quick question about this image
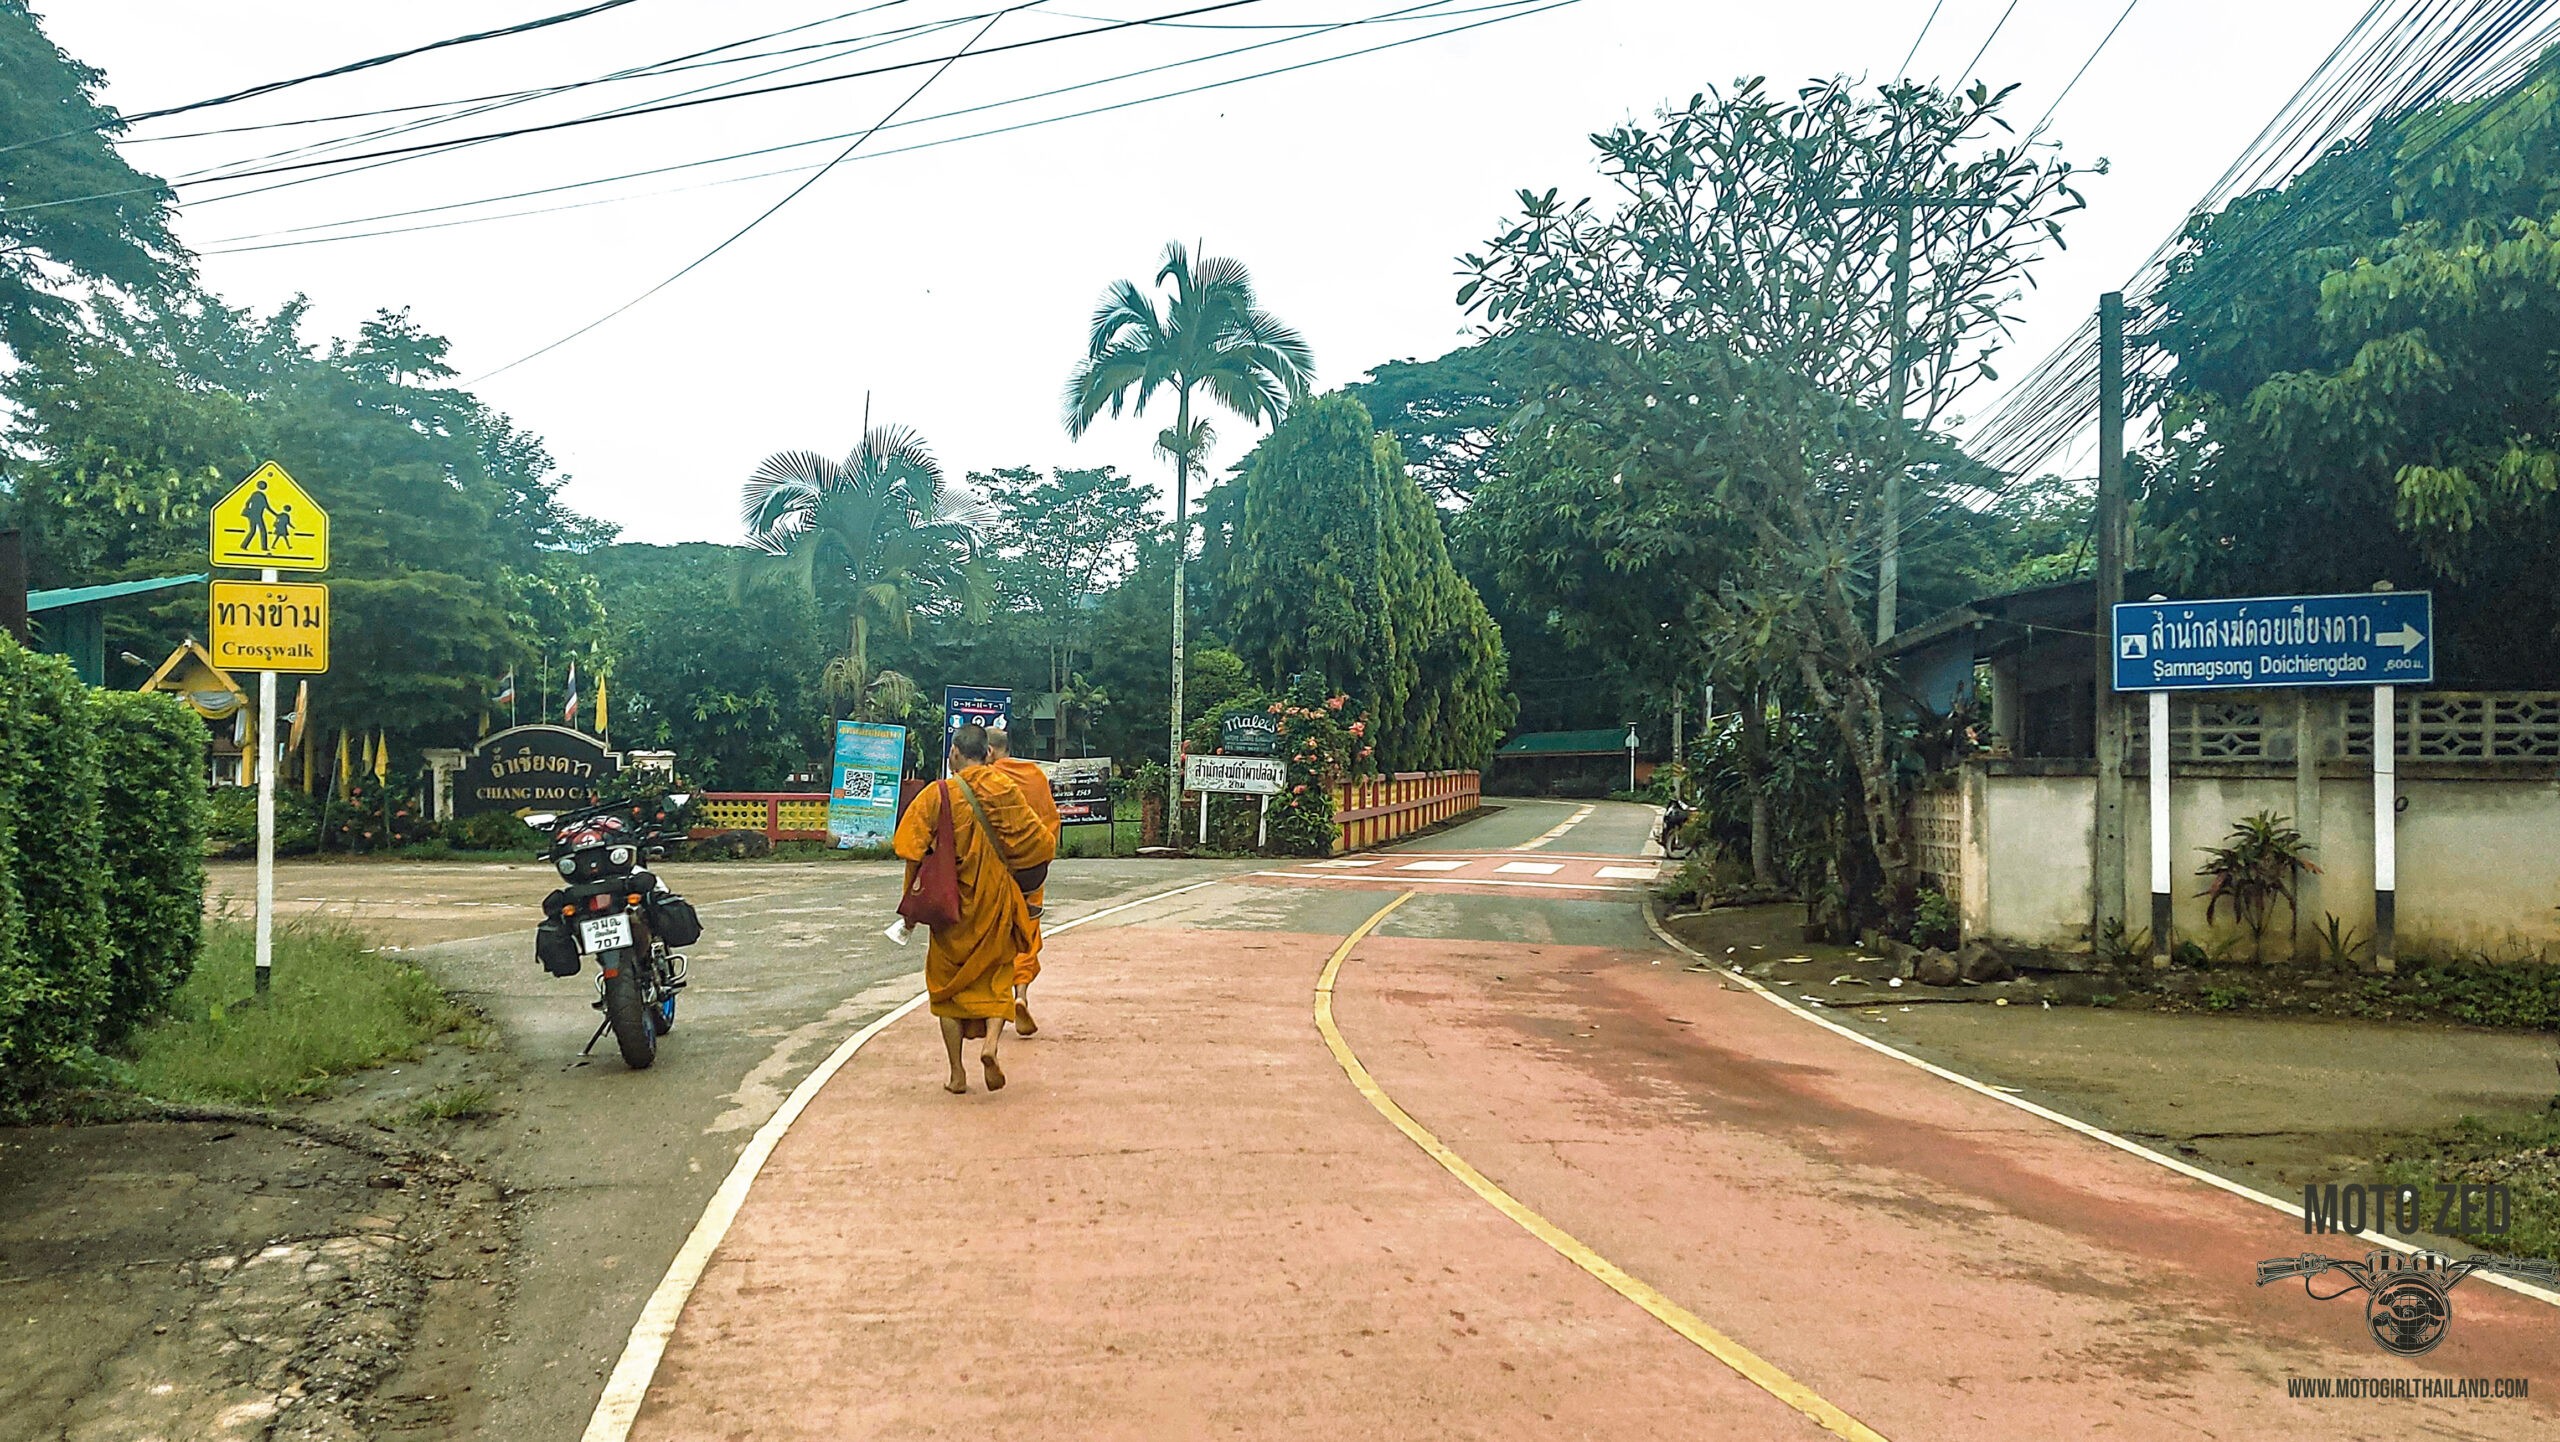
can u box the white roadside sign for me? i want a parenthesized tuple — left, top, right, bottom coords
(1184, 754, 1286, 795)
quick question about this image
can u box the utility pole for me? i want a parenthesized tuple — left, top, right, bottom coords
(2092, 292, 2130, 943)
(1826, 193, 2001, 643)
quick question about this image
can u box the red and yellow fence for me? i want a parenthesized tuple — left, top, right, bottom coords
(690, 771, 1482, 852)
(1329, 770, 1481, 853)
(690, 792, 830, 842)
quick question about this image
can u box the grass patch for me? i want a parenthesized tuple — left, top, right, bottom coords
(403, 1084, 498, 1125)
(123, 920, 471, 1105)
(2378, 1111, 2560, 1263)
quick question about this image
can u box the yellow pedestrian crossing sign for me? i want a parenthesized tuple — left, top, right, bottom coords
(211, 461, 328, 571)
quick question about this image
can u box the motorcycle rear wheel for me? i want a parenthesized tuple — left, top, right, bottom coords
(601, 967, 658, 1070)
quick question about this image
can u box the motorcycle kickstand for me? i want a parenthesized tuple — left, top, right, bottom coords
(580, 1016, 613, 1057)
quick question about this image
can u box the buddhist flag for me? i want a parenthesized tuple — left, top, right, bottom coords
(594, 673, 609, 736)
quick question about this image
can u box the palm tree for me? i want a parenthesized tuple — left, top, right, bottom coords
(741, 423, 993, 725)
(1065, 241, 1312, 829)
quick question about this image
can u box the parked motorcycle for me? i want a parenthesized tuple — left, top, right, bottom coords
(526, 794, 701, 1070)
(1655, 795, 1695, 859)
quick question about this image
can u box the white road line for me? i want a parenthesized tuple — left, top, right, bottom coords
(1258, 870, 1643, 895)
(580, 875, 1229, 1442)
(1496, 861, 1562, 875)
(1396, 860, 1469, 872)
(1512, 803, 1596, 851)
(1637, 905, 2560, 1311)
(1595, 865, 1660, 881)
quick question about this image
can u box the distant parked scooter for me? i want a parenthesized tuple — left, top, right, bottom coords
(1654, 796, 1695, 859)
(526, 794, 700, 1070)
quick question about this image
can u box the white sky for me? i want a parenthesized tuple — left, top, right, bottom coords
(36, 0, 2350, 543)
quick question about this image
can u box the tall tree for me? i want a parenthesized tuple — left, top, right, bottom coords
(0, 0, 184, 355)
(1466, 77, 2086, 919)
(2146, 52, 2560, 684)
(973, 463, 1157, 708)
(740, 424, 993, 721)
(1065, 241, 1313, 813)
(1226, 393, 1512, 770)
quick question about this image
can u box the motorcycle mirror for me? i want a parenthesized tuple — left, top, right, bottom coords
(523, 812, 558, 830)
(666, 793, 692, 808)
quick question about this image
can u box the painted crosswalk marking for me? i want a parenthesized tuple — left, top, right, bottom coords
(1496, 861, 1562, 875)
(1595, 865, 1659, 881)
(1312, 858, 1385, 869)
(1397, 860, 1468, 872)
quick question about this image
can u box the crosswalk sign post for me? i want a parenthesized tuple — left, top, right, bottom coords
(212, 462, 330, 994)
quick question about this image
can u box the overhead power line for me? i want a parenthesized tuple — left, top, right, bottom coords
(158, 0, 1282, 192)
(472, 2, 1033, 382)
(1962, 0, 2560, 482)
(199, 0, 1538, 253)
(0, 0, 648, 156)
(1896, 0, 1946, 78)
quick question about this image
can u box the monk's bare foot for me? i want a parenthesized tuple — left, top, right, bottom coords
(1015, 1000, 1037, 1036)
(981, 1055, 1007, 1091)
(944, 1073, 968, 1094)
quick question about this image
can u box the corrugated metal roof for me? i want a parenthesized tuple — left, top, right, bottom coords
(26, 574, 206, 611)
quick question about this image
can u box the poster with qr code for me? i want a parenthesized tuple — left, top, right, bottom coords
(827, 721, 906, 850)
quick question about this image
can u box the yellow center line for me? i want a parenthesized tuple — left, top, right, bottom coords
(1313, 891, 1890, 1442)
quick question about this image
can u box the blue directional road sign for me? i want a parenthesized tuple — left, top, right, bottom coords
(2112, 592, 2434, 692)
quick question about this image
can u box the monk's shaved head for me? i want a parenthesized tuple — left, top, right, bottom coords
(951, 724, 991, 765)
(986, 727, 1013, 759)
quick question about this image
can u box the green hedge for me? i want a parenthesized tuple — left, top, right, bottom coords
(94, 692, 210, 1039)
(0, 637, 110, 1101)
(208, 784, 320, 856)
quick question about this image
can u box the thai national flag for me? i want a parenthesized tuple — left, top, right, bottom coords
(562, 661, 579, 727)
(493, 669, 515, 706)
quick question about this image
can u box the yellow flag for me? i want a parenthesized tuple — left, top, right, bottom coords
(595, 673, 610, 735)
(374, 729, 389, 782)
(286, 679, 309, 755)
(335, 731, 351, 795)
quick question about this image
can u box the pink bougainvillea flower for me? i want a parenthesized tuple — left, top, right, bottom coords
(1327, 695, 1345, 711)
(1347, 720, 1365, 736)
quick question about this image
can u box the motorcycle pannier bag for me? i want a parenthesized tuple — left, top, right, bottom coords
(646, 892, 704, 948)
(535, 917, 581, 977)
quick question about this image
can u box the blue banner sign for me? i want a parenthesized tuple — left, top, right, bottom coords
(942, 685, 1011, 774)
(827, 721, 906, 850)
(2112, 592, 2433, 692)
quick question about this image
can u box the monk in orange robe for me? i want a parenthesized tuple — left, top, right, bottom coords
(983, 726, 1059, 1035)
(893, 724, 1056, 1094)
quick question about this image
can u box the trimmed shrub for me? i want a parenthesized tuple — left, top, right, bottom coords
(93, 691, 210, 1039)
(0, 637, 110, 1101)
(208, 784, 320, 857)
(444, 808, 539, 852)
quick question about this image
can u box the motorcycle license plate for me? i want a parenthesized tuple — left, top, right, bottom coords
(579, 912, 634, 952)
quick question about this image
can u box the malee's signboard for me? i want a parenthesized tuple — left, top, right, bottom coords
(1044, 756, 1114, 824)
(1220, 712, 1279, 756)
(453, 725, 621, 817)
(827, 721, 907, 849)
(2111, 592, 2434, 692)
(1184, 754, 1286, 795)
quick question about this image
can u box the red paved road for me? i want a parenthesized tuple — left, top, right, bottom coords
(626, 806, 2560, 1440)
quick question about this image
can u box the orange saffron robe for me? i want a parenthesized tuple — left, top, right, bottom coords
(988, 755, 1060, 987)
(893, 765, 1057, 1021)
